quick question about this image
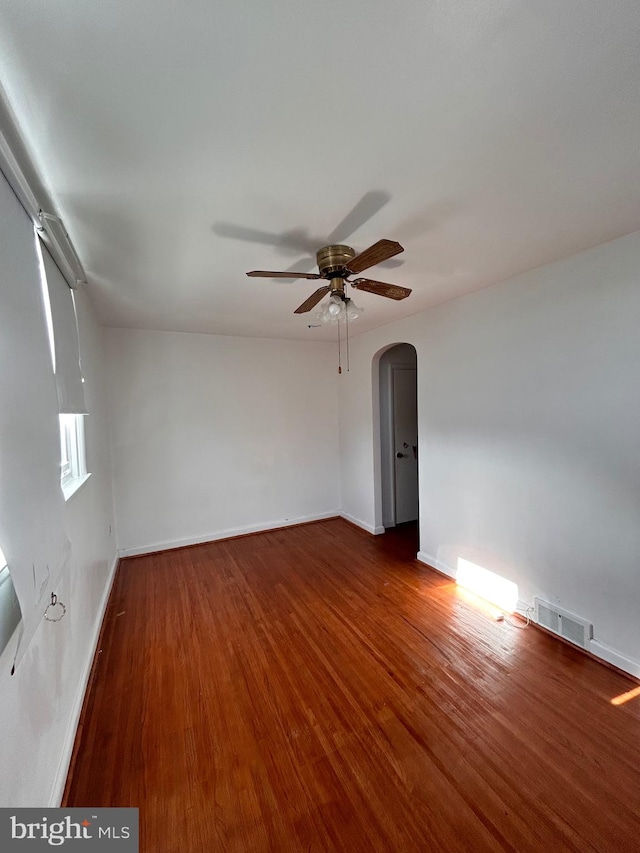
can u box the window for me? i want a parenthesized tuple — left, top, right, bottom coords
(59, 414, 89, 499)
(34, 234, 90, 500)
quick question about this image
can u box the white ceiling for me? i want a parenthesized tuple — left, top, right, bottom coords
(1, 1, 640, 341)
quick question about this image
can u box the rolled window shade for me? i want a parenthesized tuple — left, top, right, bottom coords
(41, 244, 87, 414)
(0, 169, 71, 667)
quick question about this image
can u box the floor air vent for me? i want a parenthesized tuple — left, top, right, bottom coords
(534, 598, 593, 650)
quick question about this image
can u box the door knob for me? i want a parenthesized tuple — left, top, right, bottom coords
(396, 451, 408, 458)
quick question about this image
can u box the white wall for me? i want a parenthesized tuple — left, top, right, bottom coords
(107, 329, 340, 554)
(339, 231, 640, 673)
(0, 287, 117, 806)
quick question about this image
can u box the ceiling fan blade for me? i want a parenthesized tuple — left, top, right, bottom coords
(351, 278, 412, 300)
(246, 270, 322, 279)
(294, 286, 330, 314)
(347, 239, 404, 275)
(327, 190, 391, 243)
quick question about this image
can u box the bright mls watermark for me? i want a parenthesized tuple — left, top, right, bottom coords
(0, 808, 138, 850)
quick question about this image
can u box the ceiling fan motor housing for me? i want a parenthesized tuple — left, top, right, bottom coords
(316, 245, 356, 296)
(316, 244, 355, 277)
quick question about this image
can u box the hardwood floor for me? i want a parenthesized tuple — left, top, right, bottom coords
(65, 519, 640, 852)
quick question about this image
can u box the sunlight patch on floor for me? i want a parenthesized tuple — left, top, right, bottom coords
(610, 685, 640, 706)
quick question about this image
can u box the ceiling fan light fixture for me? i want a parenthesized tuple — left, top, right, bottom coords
(315, 294, 366, 325)
(346, 298, 363, 321)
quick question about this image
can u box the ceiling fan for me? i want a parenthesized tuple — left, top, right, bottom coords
(246, 239, 411, 314)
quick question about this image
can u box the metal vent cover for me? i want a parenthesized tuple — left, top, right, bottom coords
(536, 602, 560, 633)
(534, 598, 593, 650)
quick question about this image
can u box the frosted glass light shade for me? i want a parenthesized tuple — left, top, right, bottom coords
(346, 299, 363, 321)
(327, 296, 342, 316)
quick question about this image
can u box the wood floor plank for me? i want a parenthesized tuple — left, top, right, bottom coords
(65, 519, 640, 851)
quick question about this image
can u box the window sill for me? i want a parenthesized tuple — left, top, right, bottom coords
(62, 473, 91, 502)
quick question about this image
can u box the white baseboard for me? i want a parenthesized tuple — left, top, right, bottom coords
(417, 551, 456, 579)
(340, 512, 385, 535)
(589, 639, 640, 680)
(50, 550, 119, 807)
(118, 511, 341, 558)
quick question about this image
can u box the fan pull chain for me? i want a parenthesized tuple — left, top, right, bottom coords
(345, 300, 350, 373)
(337, 307, 342, 374)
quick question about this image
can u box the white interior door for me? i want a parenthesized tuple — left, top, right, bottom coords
(393, 367, 418, 524)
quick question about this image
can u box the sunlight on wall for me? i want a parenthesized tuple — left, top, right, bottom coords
(34, 230, 56, 373)
(610, 686, 640, 706)
(456, 558, 518, 613)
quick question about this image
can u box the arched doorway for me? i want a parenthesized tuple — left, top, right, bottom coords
(375, 343, 419, 530)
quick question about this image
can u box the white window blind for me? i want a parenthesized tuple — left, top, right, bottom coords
(40, 244, 87, 415)
(0, 169, 70, 668)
